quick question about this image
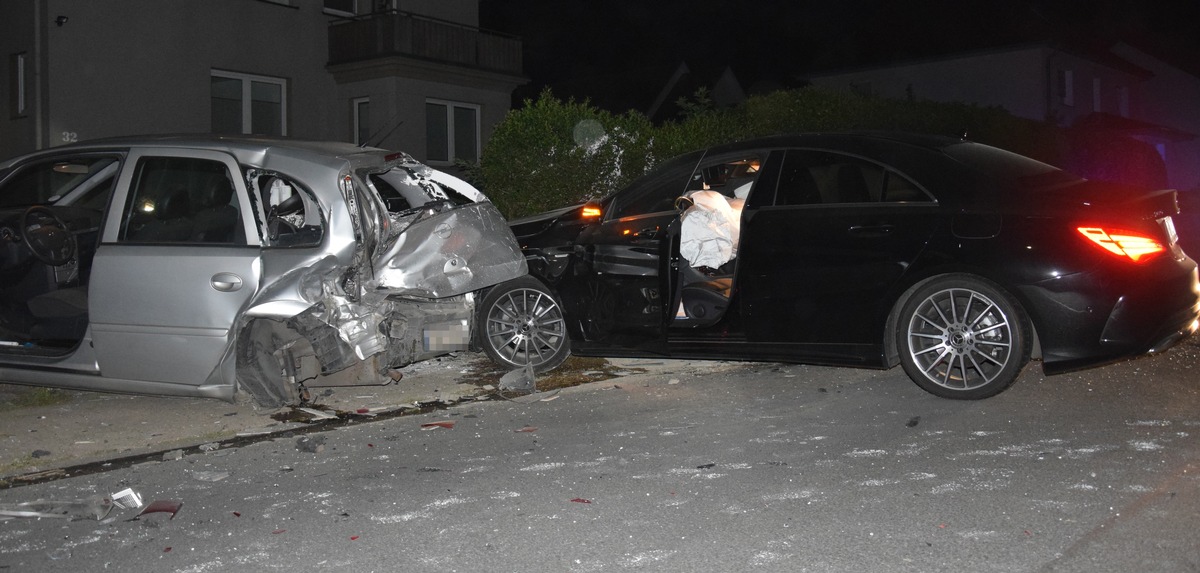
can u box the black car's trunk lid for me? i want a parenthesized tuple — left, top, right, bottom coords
(1026, 180, 1179, 222)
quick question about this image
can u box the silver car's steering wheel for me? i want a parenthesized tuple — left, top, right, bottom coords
(21, 206, 78, 266)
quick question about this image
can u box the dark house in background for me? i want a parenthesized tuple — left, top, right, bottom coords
(806, 41, 1200, 193)
(1, 0, 526, 167)
(645, 63, 746, 123)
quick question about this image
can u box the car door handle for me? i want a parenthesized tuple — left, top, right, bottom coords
(636, 227, 659, 239)
(848, 224, 894, 237)
(211, 272, 244, 292)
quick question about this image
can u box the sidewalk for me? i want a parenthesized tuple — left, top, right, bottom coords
(0, 353, 727, 483)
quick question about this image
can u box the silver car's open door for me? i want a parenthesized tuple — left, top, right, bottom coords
(88, 148, 261, 389)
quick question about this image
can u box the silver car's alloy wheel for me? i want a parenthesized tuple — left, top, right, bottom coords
(481, 278, 569, 372)
(898, 276, 1030, 399)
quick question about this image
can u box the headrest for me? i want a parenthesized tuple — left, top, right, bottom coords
(156, 186, 191, 220)
(198, 176, 235, 209)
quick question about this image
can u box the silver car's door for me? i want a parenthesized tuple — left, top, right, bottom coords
(89, 148, 261, 387)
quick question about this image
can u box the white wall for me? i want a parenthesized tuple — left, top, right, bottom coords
(40, 0, 340, 147)
(0, 0, 518, 162)
(1111, 43, 1200, 191)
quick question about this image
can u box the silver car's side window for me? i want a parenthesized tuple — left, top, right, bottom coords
(252, 173, 323, 248)
(118, 157, 245, 244)
(0, 155, 120, 210)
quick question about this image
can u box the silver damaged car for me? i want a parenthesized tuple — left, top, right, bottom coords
(0, 136, 541, 407)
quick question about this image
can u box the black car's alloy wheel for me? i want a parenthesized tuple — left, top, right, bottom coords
(898, 275, 1031, 399)
(479, 277, 570, 372)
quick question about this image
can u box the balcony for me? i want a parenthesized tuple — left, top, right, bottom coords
(328, 11, 522, 75)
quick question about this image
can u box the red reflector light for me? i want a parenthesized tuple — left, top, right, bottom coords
(1077, 227, 1165, 263)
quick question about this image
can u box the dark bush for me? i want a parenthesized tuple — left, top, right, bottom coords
(479, 87, 1094, 218)
(477, 89, 654, 219)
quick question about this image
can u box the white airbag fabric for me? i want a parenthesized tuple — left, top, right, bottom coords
(679, 190, 743, 269)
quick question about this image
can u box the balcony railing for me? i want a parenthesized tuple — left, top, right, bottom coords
(328, 11, 522, 75)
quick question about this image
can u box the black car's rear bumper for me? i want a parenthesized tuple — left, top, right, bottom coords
(1028, 259, 1200, 374)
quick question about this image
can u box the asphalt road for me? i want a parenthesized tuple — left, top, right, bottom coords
(0, 337, 1197, 572)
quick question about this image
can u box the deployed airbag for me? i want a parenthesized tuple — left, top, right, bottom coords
(679, 191, 743, 269)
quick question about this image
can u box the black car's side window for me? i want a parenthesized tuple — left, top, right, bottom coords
(687, 156, 761, 197)
(119, 157, 245, 244)
(774, 150, 930, 206)
(611, 165, 696, 219)
(881, 171, 929, 202)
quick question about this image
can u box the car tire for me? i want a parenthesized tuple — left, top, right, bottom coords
(236, 319, 303, 408)
(897, 275, 1031, 400)
(478, 276, 570, 373)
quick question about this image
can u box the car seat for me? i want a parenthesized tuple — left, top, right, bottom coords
(130, 186, 193, 242)
(190, 176, 241, 243)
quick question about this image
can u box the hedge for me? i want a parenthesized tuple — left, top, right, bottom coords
(478, 87, 1156, 219)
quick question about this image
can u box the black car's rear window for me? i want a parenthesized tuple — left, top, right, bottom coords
(942, 142, 1083, 189)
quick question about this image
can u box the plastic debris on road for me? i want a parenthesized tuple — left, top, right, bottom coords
(190, 470, 231, 482)
(0, 497, 113, 521)
(110, 488, 144, 510)
(296, 435, 326, 453)
(136, 500, 182, 520)
(297, 407, 337, 420)
(499, 363, 535, 392)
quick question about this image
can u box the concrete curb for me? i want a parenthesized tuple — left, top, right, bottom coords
(0, 353, 743, 482)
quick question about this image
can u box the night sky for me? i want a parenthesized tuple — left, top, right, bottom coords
(481, 0, 1200, 114)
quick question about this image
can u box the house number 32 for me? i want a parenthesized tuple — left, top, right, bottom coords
(62, 131, 78, 143)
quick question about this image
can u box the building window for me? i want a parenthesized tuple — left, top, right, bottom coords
(323, 0, 355, 16)
(9, 53, 27, 118)
(211, 71, 286, 136)
(425, 100, 479, 165)
(353, 97, 370, 146)
(1057, 69, 1074, 107)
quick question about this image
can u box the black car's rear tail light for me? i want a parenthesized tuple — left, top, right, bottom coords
(1077, 226, 1165, 263)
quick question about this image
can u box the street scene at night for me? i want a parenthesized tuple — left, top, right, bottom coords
(1, 342, 1198, 571)
(2, 1, 1199, 571)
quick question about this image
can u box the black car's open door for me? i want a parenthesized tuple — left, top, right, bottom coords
(566, 210, 678, 356)
(663, 152, 765, 329)
(559, 152, 710, 356)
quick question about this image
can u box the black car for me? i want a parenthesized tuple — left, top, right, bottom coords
(475, 133, 1200, 399)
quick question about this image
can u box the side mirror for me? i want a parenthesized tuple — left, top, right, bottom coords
(580, 201, 602, 221)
